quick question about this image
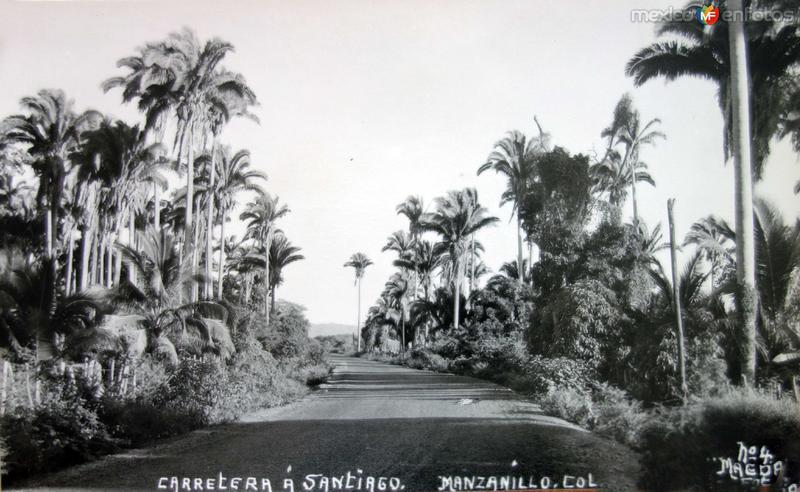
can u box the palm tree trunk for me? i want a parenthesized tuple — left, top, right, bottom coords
(183, 121, 195, 263)
(631, 165, 639, 230)
(357, 277, 362, 352)
(128, 211, 136, 284)
(205, 140, 216, 300)
(271, 286, 277, 312)
(65, 231, 74, 296)
(153, 182, 161, 231)
(470, 234, 476, 294)
(79, 225, 92, 291)
(113, 226, 122, 286)
(264, 230, 272, 322)
(453, 257, 461, 331)
(44, 204, 53, 259)
(516, 214, 524, 283)
(667, 199, 688, 402)
(217, 209, 226, 298)
(192, 195, 202, 302)
(729, 0, 758, 385)
(94, 229, 102, 286)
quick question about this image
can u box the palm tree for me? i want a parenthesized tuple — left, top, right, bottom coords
(626, 2, 771, 382)
(419, 188, 498, 330)
(625, 2, 800, 180)
(72, 120, 169, 289)
(344, 252, 373, 352)
(0, 258, 107, 362)
(268, 234, 304, 312)
(599, 94, 664, 227)
(0, 89, 102, 308)
(396, 195, 425, 238)
(683, 216, 735, 289)
(113, 228, 229, 363)
(500, 258, 531, 285)
(382, 230, 416, 265)
(210, 147, 266, 298)
(478, 128, 544, 282)
(590, 149, 655, 212)
(385, 273, 411, 352)
(240, 192, 289, 322)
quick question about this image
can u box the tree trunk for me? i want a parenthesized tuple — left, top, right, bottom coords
(357, 277, 362, 352)
(154, 181, 161, 231)
(79, 225, 92, 292)
(184, 121, 195, 263)
(453, 257, 461, 331)
(192, 195, 202, 302)
(729, 0, 758, 385)
(668, 199, 688, 403)
(271, 286, 277, 312)
(264, 230, 272, 322)
(114, 226, 122, 286)
(128, 211, 136, 284)
(631, 163, 639, 230)
(205, 139, 216, 300)
(516, 214, 524, 283)
(217, 210, 226, 298)
(64, 230, 74, 297)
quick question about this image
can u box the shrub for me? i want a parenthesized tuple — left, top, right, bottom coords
(539, 387, 595, 428)
(99, 397, 199, 446)
(299, 363, 332, 386)
(639, 390, 800, 490)
(513, 355, 597, 395)
(1, 389, 115, 480)
(591, 383, 647, 448)
(406, 349, 449, 372)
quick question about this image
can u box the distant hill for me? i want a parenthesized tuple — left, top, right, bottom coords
(309, 323, 356, 338)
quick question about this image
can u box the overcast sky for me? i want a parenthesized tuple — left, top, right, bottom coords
(1, 0, 798, 326)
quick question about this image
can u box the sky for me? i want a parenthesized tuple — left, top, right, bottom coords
(1, 0, 798, 326)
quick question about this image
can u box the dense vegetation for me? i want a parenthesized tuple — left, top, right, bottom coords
(352, 4, 800, 488)
(0, 29, 327, 483)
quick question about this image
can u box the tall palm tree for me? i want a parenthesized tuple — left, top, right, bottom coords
(625, 1, 800, 180)
(240, 192, 289, 322)
(0, 89, 102, 308)
(210, 147, 266, 298)
(268, 234, 304, 312)
(599, 94, 664, 227)
(419, 188, 498, 330)
(478, 128, 543, 282)
(396, 195, 425, 238)
(344, 252, 373, 352)
(626, 2, 777, 382)
(72, 120, 168, 288)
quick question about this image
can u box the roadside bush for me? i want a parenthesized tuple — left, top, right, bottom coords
(513, 355, 596, 395)
(591, 383, 647, 448)
(639, 389, 800, 490)
(539, 387, 596, 428)
(406, 348, 449, 372)
(99, 397, 199, 446)
(1, 389, 115, 480)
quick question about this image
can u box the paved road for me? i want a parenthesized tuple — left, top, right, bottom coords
(15, 355, 640, 491)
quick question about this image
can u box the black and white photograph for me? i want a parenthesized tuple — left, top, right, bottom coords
(1, 1, 800, 490)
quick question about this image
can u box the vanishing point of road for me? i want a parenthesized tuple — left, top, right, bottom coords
(14, 355, 640, 492)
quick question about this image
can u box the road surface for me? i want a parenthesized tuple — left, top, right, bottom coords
(14, 355, 640, 491)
